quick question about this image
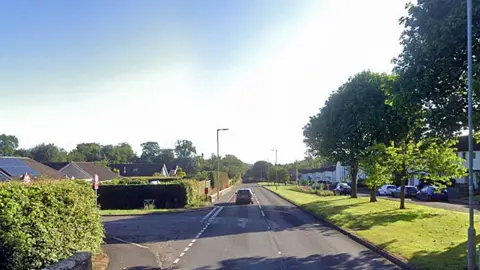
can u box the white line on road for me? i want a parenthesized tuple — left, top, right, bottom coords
(112, 237, 148, 249)
(172, 205, 224, 266)
(227, 192, 236, 203)
(261, 210, 265, 217)
(201, 206, 219, 222)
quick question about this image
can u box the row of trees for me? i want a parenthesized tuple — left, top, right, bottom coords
(303, 0, 472, 209)
(0, 134, 248, 178)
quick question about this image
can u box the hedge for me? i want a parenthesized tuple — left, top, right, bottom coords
(0, 180, 104, 270)
(101, 177, 180, 185)
(97, 180, 201, 209)
(208, 171, 229, 190)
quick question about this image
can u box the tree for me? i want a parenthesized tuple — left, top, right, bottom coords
(250, 161, 272, 181)
(0, 134, 19, 156)
(113, 143, 136, 163)
(14, 148, 31, 158)
(29, 143, 68, 163)
(174, 140, 197, 159)
(304, 71, 404, 198)
(76, 143, 102, 162)
(67, 149, 86, 162)
(139, 142, 161, 163)
(156, 149, 175, 165)
(360, 144, 393, 202)
(419, 138, 467, 189)
(268, 166, 290, 184)
(221, 154, 248, 179)
(392, 0, 480, 138)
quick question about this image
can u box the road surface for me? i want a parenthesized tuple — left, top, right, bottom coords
(172, 184, 398, 269)
(103, 184, 399, 269)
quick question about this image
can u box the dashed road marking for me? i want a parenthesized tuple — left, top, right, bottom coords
(172, 206, 224, 266)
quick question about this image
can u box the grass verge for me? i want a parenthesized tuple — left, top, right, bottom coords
(262, 184, 480, 270)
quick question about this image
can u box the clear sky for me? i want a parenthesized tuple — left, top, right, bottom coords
(0, 0, 410, 164)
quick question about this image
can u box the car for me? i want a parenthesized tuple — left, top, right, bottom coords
(377, 184, 397, 196)
(334, 183, 352, 196)
(390, 185, 418, 198)
(416, 186, 448, 202)
(235, 188, 254, 204)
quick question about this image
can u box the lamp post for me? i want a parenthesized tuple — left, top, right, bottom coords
(271, 149, 278, 190)
(217, 128, 229, 200)
(466, 0, 476, 268)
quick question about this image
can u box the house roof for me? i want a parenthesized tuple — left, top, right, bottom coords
(456, 135, 480, 151)
(63, 162, 119, 181)
(298, 165, 337, 174)
(43, 162, 70, 171)
(0, 169, 11, 181)
(109, 163, 177, 177)
(0, 157, 66, 179)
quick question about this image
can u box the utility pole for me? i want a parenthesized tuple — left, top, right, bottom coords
(267, 159, 270, 185)
(466, 0, 476, 268)
(217, 128, 229, 200)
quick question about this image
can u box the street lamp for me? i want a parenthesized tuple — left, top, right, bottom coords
(217, 128, 229, 200)
(466, 0, 476, 268)
(271, 149, 278, 190)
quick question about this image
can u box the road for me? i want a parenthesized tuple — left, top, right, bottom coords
(103, 184, 399, 270)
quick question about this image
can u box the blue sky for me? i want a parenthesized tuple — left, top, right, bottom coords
(0, 0, 410, 164)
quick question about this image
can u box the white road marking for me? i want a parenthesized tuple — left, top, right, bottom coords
(201, 206, 219, 222)
(227, 192, 236, 203)
(261, 210, 265, 217)
(112, 237, 148, 249)
(172, 206, 224, 266)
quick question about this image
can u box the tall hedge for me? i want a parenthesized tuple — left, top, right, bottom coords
(208, 171, 229, 190)
(97, 180, 201, 209)
(0, 180, 104, 270)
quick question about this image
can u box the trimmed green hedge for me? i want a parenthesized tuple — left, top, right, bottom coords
(101, 177, 180, 185)
(0, 180, 104, 270)
(97, 180, 201, 209)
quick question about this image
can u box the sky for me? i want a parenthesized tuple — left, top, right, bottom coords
(0, 0, 410, 164)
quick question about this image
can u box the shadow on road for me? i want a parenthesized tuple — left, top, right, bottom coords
(166, 250, 397, 270)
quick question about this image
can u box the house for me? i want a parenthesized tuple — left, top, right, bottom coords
(44, 162, 119, 181)
(0, 157, 66, 181)
(454, 135, 480, 188)
(297, 162, 360, 184)
(108, 163, 178, 177)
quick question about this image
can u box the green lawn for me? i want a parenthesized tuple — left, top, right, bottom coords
(262, 184, 480, 270)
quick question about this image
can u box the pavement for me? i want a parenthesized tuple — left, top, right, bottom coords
(103, 184, 399, 270)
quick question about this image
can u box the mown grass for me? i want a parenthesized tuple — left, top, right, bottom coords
(262, 184, 480, 270)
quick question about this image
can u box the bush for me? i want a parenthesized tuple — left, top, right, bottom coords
(97, 180, 202, 209)
(208, 171, 229, 189)
(0, 180, 104, 270)
(101, 177, 180, 185)
(289, 185, 334, 196)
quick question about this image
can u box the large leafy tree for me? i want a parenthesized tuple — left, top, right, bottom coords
(0, 134, 19, 156)
(101, 143, 136, 163)
(139, 141, 161, 163)
(393, 0, 480, 137)
(221, 154, 248, 179)
(29, 143, 68, 163)
(249, 160, 273, 181)
(174, 140, 197, 159)
(156, 149, 175, 165)
(75, 143, 102, 162)
(268, 166, 290, 184)
(304, 71, 405, 198)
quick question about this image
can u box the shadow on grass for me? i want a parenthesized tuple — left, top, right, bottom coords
(177, 250, 398, 270)
(301, 198, 439, 231)
(408, 238, 478, 270)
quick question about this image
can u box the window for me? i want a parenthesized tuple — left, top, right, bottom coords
(474, 152, 477, 159)
(463, 152, 467, 159)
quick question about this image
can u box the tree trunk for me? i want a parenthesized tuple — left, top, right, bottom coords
(370, 186, 377, 202)
(399, 169, 407, 209)
(350, 160, 358, 198)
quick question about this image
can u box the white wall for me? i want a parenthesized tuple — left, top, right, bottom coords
(456, 151, 480, 184)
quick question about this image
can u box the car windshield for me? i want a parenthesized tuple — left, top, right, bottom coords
(387, 186, 396, 189)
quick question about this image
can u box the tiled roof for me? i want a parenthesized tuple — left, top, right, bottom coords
(68, 162, 119, 181)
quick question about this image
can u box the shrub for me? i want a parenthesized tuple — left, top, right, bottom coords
(289, 185, 334, 196)
(97, 180, 202, 209)
(208, 171, 229, 189)
(0, 180, 104, 270)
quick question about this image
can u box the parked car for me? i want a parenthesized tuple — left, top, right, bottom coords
(416, 186, 448, 202)
(235, 188, 254, 205)
(391, 186, 418, 198)
(334, 183, 352, 196)
(377, 184, 397, 196)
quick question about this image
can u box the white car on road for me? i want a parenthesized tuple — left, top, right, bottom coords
(377, 185, 397, 196)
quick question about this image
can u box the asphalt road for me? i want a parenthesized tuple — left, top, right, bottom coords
(172, 184, 398, 270)
(103, 184, 399, 270)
